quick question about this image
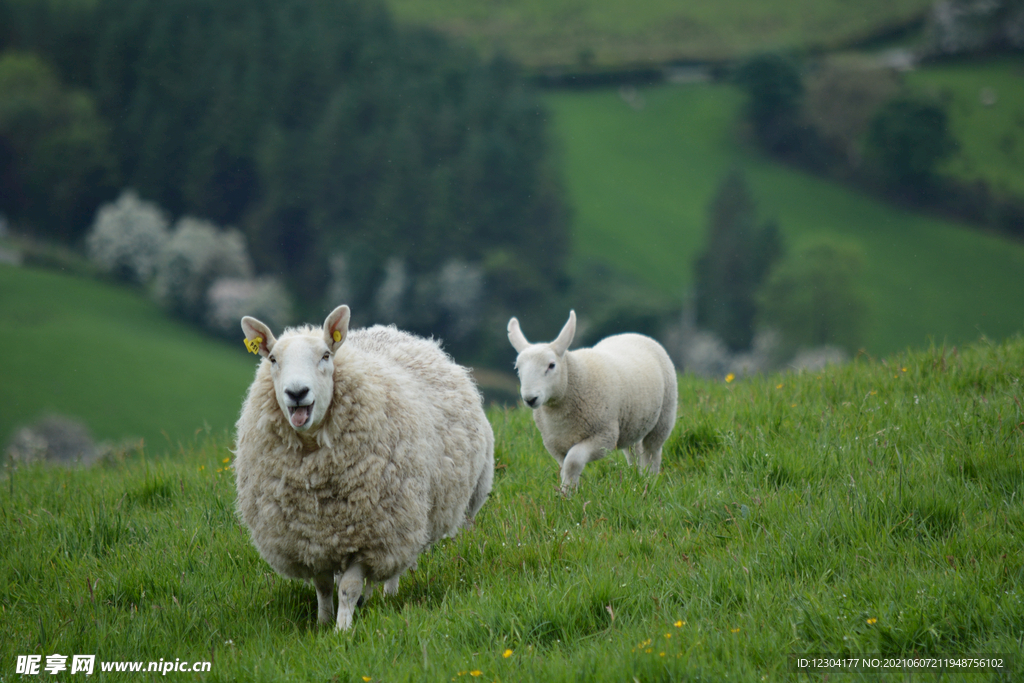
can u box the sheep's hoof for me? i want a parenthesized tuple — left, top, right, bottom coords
(335, 609, 354, 631)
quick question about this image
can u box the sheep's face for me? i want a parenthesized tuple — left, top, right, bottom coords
(267, 335, 335, 432)
(242, 305, 351, 434)
(508, 310, 576, 410)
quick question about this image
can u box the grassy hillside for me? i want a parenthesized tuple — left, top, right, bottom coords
(906, 57, 1024, 199)
(0, 264, 256, 449)
(544, 84, 1024, 356)
(3, 337, 1022, 681)
(385, 0, 931, 69)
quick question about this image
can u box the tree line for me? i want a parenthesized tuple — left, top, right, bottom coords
(0, 0, 570, 362)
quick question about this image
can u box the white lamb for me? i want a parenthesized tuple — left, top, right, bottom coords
(508, 310, 677, 492)
(234, 305, 494, 631)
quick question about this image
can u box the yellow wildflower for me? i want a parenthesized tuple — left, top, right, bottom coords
(502, 649, 512, 658)
(725, 373, 735, 383)
(469, 671, 482, 677)
(867, 617, 877, 625)
(674, 620, 685, 627)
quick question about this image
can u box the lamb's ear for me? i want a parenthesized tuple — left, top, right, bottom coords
(241, 316, 276, 358)
(551, 310, 576, 356)
(508, 317, 530, 353)
(323, 305, 351, 352)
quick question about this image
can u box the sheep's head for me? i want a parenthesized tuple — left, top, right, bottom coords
(507, 310, 575, 409)
(241, 305, 350, 433)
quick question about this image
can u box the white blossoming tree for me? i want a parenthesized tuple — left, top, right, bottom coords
(154, 217, 253, 323)
(85, 190, 169, 284)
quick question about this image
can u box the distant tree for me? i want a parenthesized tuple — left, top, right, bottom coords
(694, 169, 784, 352)
(0, 52, 116, 241)
(759, 238, 869, 355)
(86, 190, 169, 284)
(733, 53, 804, 154)
(866, 96, 956, 188)
(804, 63, 901, 166)
(155, 218, 253, 324)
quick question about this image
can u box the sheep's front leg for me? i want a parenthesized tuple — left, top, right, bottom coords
(561, 435, 613, 493)
(335, 561, 366, 631)
(313, 572, 335, 626)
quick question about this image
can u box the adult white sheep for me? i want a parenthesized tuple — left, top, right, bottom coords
(508, 310, 677, 492)
(234, 305, 494, 631)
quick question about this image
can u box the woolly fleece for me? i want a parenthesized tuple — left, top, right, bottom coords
(234, 324, 494, 588)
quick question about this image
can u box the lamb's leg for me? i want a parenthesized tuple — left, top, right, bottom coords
(560, 434, 614, 493)
(639, 395, 677, 476)
(637, 443, 662, 475)
(383, 575, 400, 595)
(313, 572, 335, 626)
(335, 561, 366, 631)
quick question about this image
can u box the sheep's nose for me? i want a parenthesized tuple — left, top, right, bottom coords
(525, 396, 538, 408)
(285, 387, 309, 403)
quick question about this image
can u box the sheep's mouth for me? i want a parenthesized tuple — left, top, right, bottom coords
(288, 403, 314, 429)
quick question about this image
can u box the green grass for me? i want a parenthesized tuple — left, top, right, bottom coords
(0, 264, 256, 449)
(544, 83, 1024, 356)
(3, 337, 1022, 681)
(385, 0, 931, 68)
(906, 57, 1024, 199)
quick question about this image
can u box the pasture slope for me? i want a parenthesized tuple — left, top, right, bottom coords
(0, 264, 255, 449)
(384, 0, 931, 68)
(544, 83, 1024, 357)
(906, 57, 1024, 200)
(2, 336, 1022, 681)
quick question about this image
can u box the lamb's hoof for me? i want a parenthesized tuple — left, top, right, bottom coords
(383, 576, 400, 596)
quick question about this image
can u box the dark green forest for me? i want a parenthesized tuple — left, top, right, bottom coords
(0, 0, 570, 360)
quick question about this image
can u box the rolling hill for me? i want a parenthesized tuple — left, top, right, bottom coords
(0, 264, 256, 449)
(544, 83, 1024, 356)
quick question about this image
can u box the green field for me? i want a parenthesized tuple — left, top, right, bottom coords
(544, 83, 1024, 356)
(0, 265, 256, 449)
(386, 0, 931, 68)
(907, 57, 1024, 199)
(3, 337, 1022, 681)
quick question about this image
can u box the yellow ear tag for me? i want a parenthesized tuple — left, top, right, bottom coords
(333, 330, 341, 342)
(244, 336, 263, 354)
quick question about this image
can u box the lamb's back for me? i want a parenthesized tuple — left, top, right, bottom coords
(584, 333, 674, 445)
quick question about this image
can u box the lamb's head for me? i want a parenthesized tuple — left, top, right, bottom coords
(507, 310, 576, 409)
(241, 305, 350, 433)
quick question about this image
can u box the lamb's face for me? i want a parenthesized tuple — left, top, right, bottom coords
(514, 346, 567, 409)
(268, 335, 335, 432)
(508, 310, 576, 410)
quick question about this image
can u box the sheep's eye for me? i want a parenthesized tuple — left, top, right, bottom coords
(547, 362, 556, 371)
(269, 356, 276, 364)
(322, 353, 330, 362)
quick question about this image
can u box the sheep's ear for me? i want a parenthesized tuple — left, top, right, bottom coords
(551, 310, 576, 356)
(508, 317, 531, 353)
(241, 316, 276, 358)
(323, 305, 351, 352)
